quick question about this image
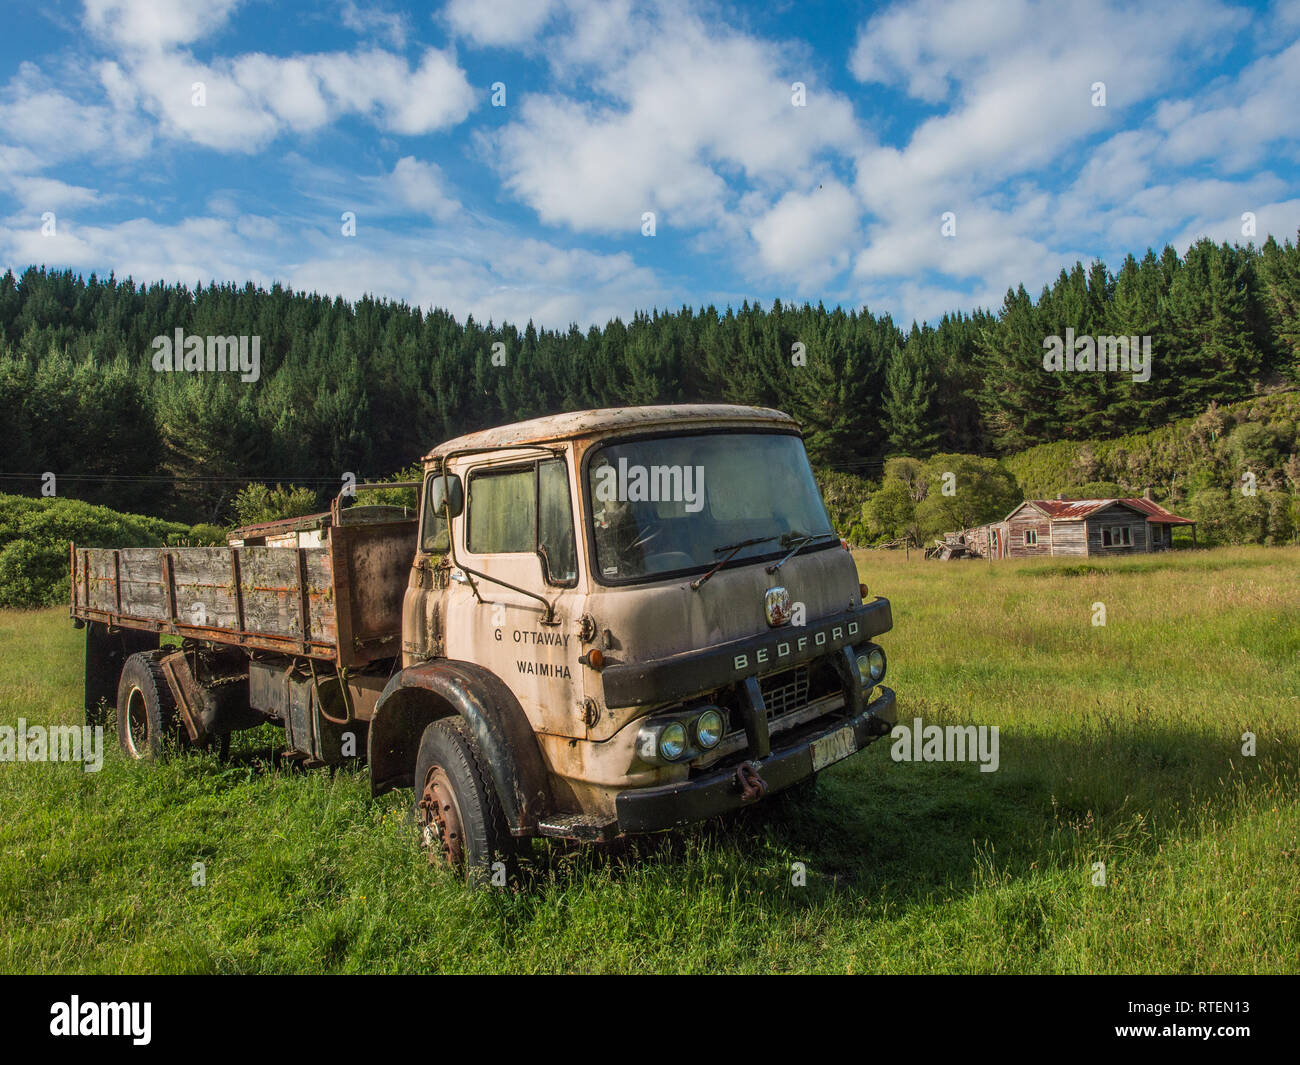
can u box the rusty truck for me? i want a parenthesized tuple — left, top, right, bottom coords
(70, 404, 896, 881)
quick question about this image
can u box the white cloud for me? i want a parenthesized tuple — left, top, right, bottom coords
(0, 175, 102, 215)
(850, 0, 1237, 218)
(444, 0, 560, 47)
(1155, 38, 1300, 172)
(488, 1, 864, 260)
(109, 46, 476, 152)
(82, 0, 243, 52)
(54, 3, 480, 155)
(340, 1, 409, 49)
(381, 157, 463, 220)
(749, 181, 860, 286)
(0, 64, 152, 161)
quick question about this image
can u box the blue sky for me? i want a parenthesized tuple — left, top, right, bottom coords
(1, 0, 1298, 330)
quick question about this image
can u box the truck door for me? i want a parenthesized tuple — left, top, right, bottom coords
(444, 456, 584, 737)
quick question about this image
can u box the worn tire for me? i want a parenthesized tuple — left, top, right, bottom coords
(115, 650, 179, 761)
(413, 718, 516, 885)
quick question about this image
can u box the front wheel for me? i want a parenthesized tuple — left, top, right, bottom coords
(413, 718, 516, 885)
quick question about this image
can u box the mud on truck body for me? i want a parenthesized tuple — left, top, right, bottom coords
(71, 404, 896, 880)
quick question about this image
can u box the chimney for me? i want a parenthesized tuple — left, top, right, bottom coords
(1143, 487, 1153, 500)
(1057, 492, 1065, 500)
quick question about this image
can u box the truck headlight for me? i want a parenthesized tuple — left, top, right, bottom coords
(694, 709, 724, 749)
(659, 722, 688, 761)
(857, 645, 886, 685)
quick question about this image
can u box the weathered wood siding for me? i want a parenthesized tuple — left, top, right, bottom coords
(1084, 504, 1149, 555)
(1003, 510, 1052, 558)
(1048, 521, 1088, 557)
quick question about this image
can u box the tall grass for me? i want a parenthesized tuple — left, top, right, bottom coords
(1, 546, 1297, 973)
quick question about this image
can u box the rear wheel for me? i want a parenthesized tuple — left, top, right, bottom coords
(115, 650, 179, 760)
(413, 718, 516, 885)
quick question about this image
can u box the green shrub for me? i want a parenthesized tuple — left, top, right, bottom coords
(0, 493, 190, 608)
(188, 523, 229, 545)
(232, 483, 321, 527)
(0, 540, 68, 608)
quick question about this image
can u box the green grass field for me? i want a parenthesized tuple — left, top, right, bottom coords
(2, 546, 1297, 973)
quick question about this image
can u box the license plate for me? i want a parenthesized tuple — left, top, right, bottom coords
(811, 726, 857, 771)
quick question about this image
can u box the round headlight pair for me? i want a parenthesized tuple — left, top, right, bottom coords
(856, 645, 886, 685)
(656, 709, 725, 761)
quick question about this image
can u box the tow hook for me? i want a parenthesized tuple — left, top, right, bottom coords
(736, 761, 767, 802)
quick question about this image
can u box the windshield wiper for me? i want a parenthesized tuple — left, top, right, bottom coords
(767, 531, 837, 574)
(690, 536, 777, 590)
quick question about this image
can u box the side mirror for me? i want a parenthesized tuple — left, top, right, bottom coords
(429, 473, 463, 518)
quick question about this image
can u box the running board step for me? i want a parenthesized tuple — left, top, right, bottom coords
(537, 813, 618, 841)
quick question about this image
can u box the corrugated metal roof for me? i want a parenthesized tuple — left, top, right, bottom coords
(1026, 498, 1195, 524)
(1115, 497, 1197, 525)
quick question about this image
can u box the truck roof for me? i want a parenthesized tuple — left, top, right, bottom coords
(423, 404, 798, 461)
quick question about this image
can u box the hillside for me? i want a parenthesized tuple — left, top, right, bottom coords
(818, 392, 1300, 548)
(1002, 392, 1300, 544)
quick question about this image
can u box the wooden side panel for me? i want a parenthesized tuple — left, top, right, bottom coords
(69, 544, 339, 658)
(304, 550, 335, 645)
(171, 547, 239, 629)
(86, 550, 120, 612)
(118, 548, 169, 620)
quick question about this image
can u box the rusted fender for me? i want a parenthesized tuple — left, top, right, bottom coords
(369, 659, 551, 836)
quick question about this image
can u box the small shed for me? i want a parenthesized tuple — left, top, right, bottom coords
(962, 497, 1196, 559)
(951, 496, 1190, 561)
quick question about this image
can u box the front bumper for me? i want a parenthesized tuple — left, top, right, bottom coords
(614, 685, 896, 834)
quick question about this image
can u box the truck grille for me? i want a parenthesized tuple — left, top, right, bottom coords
(760, 666, 810, 720)
(716, 659, 845, 743)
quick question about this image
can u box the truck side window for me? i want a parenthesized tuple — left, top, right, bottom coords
(538, 459, 577, 584)
(468, 466, 536, 553)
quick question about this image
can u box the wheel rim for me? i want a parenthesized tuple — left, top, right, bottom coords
(418, 766, 465, 868)
(123, 686, 149, 758)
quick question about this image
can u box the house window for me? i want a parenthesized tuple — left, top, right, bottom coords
(1121, 526, 1132, 546)
(1024, 529, 1038, 546)
(1103, 525, 1132, 547)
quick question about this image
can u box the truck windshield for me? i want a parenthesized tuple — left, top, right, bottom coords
(587, 432, 834, 583)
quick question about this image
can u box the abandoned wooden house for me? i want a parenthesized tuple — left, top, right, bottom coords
(949, 496, 1196, 560)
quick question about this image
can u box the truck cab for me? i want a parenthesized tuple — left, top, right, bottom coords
(382, 404, 895, 876)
